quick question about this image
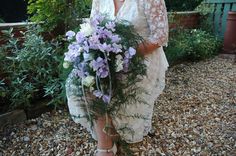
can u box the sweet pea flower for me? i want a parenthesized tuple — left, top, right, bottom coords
(82, 76, 95, 87)
(66, 30, 75, 40)
(105, 21, 116, 32)
(80, 23, 94, 36)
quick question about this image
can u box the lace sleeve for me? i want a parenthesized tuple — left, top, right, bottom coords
(90, 0, 99, 18)
(144, 0, 169, 46)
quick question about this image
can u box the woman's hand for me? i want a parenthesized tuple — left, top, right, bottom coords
(137, 41, 160, 56)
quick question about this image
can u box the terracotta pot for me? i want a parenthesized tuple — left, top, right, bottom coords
(169, 11, 201, 29)
(223, 11, 236, 54)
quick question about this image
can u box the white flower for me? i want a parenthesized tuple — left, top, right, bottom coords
(83, 52, 94, 61)
(115, 54, 124, 72)
(63, 61, 70, 69)
(82, 76, 95, 87)
(80, 23, 94, 36)
(66, 30, 75, 40)
(78, 47, 84, 53)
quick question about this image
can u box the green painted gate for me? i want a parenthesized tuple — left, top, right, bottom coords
(204, 0, 236, 38)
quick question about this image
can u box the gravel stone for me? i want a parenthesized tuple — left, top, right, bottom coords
(0, 56, 235, 155)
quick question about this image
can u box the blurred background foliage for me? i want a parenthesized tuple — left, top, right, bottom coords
(166, 0, 203, 11)
(0, 0, 222, 113)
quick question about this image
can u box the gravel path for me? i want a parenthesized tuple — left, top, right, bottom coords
(1, 56, 235, 156)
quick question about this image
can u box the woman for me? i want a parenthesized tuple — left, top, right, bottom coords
(66, 0, 169, 155)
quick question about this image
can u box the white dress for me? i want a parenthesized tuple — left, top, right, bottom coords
(66, 0, 169, 143)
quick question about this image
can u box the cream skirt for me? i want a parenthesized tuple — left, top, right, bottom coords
(65, 47, 169, 143)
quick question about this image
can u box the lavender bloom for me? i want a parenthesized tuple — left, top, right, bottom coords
(105, 21, 116, 32)
(88, 34, 100, 50)
(91, 57, 105, 71)
(64, 43, 82, 62)
(75, 62, 88, 78)
(110, 34, 121, 43)
(82, 41, 90, 52)
(102, 95, 111, 103)
(97, 67, 109, 78)
(90, 14, 105, 27)
(72, 68, 87, 79)
(93, 90, 103, 98)
(68, 43, 82, 52)
(93, 90, 111, 104)
(98, 43, 112, 53)
(90, 57, 109, 78)
(66, 30, 75, 40)
(123, 57, 130, 72)
(112, 43, 123, 53)
(128, 47, 136, 56)
(97, 27, 113, 39)
(76, 32, 85, 43)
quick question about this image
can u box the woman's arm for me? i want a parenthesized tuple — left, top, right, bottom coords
(140, 0, 169, 56)
(137, 41, 160, 55)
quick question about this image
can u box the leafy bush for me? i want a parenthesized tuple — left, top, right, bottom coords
(165, 29, 222, 65)
(27, 0, 92, 31)
(0, 26, 66, 111)
(195, 2, 215, 33)
(166, 0, 203, 12)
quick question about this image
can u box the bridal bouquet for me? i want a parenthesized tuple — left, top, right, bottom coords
(63, 14, 146, 118)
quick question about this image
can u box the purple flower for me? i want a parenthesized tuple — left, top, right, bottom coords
(91, 57, 105, 71)
(97, 67, 109, 78)
(90, 57, 109, 78)
(102, 95, 111, 103)
(76, 32, 85, 43)
(112, 43, 122, 53)
(105, 21, 116, 32)
(88, 34, 100, 50)
(90, 14, 105, 27)
(93, 90, 111, 104)
(66, 30, 75, 40)
(97, 27, 112, 39)
(99, 43, 112, 53)
(93, 90, 103, 98)
(110, 34, 121, 43)
(123, 57, 130, 72)
(82, 41, 90, 52)
(64, 43, 82, 62)
(128, 47, 136, 57)
(124, 47, 136, 60)
(73, 66, 87, 79)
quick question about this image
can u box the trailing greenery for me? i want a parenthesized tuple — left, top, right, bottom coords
(166, 0, 203, 11)
(0, 26, 66, 111)
(165, 29, 222, 65)
(27, 0, 92, 31)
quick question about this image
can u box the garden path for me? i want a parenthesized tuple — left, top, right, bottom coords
(1, 55, 235, 156)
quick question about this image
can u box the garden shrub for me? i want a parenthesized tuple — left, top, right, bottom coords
(165, 29, 222, 65)
(0, 26, 66, 111)
(27, 0, 92, 31)
(166, 0, 203, 12)
(195, 2, 216, 34)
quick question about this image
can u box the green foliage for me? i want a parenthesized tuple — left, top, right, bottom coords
(0, 18, 4, 23)
(165, 29, 222, 65)
(166, 0, 203, 11)
(195, 2, 215, 33)
(0, 26, 66, 110)
(27, 0, 92, 31)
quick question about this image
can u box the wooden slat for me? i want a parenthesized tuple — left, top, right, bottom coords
(221, 4, 231, 37)
(214, 3, 223, 37)
(203, 0, 236, 38)
(205, 0, 236, 4)
(232, 3, 236, 11)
